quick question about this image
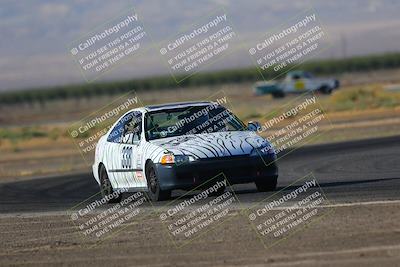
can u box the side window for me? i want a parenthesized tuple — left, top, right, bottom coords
(121, 111, 142, 144)
(107, 111, 142, 143)
(293, 74, 301, 80)
(304, 72, 313, 79)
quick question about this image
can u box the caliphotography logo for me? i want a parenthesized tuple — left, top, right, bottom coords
(1, 1, 400, 266)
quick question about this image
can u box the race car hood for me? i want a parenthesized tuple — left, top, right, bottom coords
(149, 131, 269, 159)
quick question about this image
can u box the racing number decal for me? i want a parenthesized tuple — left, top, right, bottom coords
(121, 146, 133, 169)
(295, 80, 305, 90)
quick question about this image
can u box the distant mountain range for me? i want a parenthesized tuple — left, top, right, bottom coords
(1, 0, 399, 90)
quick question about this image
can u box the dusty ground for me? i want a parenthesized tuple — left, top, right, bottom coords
(1, 203, 399, 266)
(0, 69, 399, 266)
(0, 136, 399, 266)
(1, 106, 400, 181)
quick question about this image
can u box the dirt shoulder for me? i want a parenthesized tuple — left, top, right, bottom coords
(1, 107, 399, 182)
(1, 202, 399, 266)
(1, 74, 400, 181)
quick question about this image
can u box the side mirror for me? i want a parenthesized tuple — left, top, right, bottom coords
(247, 121, 261, 132)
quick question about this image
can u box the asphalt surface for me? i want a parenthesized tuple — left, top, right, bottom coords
(1, 136, 400, 267)
(1, 135, 399, 214)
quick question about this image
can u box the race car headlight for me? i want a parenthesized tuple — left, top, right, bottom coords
(251, 144, 275, 156)
(160, 154, 195, 165)
(160, 154, 175, 164)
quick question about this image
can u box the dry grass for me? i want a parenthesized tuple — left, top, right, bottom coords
(1, 75, 400, 179)
(324, 84, 400, 111)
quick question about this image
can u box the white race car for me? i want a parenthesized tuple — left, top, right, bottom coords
(92, 101, 278, 201)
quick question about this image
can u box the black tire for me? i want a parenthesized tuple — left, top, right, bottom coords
(255, 176, 278, 192)
(99, 164, 122, 203)
(208, 185, 226, 197)
(272, 91, 285, 98)
(334, 79, 340, 89)
(146, 162, 171, 201)
(319, 86, 332, 95)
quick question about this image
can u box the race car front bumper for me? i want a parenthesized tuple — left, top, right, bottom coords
(153, 154, 278, 191)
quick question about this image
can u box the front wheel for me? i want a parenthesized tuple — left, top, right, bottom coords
(146, 162, 171, 201)
(99, 165, 122, 203)
(319, 86, 332, 94)
(255, 176, 278, 192)
(208, 184, 226, 197)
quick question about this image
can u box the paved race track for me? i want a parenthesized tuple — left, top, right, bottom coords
(1, 136, 400, 267)
(1, 135, 399, 213)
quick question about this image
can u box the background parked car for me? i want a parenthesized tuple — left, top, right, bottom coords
(254, 71, 340, 98)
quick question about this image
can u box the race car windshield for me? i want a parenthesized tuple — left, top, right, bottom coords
(145, 105, 245, 140)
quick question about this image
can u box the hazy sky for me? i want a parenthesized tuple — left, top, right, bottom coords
(1, 0, 399, 90)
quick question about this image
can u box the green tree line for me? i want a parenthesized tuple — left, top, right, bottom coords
(1, 52, 400, 105)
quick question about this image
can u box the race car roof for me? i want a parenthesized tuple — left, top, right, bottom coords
(144, 101, 215, 112)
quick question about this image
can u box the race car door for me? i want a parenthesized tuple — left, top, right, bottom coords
(105, 111, 135, 189)
(116, 111, 146, 189)
(292, 73, 307, 92)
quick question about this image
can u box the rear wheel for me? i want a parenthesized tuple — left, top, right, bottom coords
(99, 164, 122, 203)
(319, 86, 332, 94)
(146, 162, 171, 201)
(255, 176, 278, 192)
(272, 91, 285, 98)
